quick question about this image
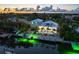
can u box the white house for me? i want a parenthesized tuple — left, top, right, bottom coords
(37, 20, 59, 35)
(31, 18, 43, 27)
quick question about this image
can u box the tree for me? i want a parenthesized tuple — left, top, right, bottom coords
(16, 22, 31, 33)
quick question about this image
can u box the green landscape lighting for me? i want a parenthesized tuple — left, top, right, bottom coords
(17, 38, 28, 43)
(64, 51, 78, 54)
(29, 40, 38, 44)
(16, 38, 39, 44)
(71, 42, 79, 51)
(16, 33, 40, 44)
(27, 34, 39, 39)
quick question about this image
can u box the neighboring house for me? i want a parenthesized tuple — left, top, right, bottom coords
(37, 20, 59, 35)
(31, 18, 43, 27)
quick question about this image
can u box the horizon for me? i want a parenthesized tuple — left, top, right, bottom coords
(0, 4, 79, 11)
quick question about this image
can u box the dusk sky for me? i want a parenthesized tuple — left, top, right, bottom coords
(0, 4, 79, 11)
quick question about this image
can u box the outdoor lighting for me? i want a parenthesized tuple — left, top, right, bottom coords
(17, 38, 39, 44)
(17, 38, 28, 43)
(49, 27, 53, 30)
(64, 50, 78, 54)
(44, 27, 47, 30)
(29, 40, 38, 44)
(71, 42, 79, 51)
(27, 34, 39, 39)
(39, 26, 43, 29)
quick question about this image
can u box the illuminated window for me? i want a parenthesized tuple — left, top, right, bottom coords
(39, 26, 43, 29)
(49, 27, 53, 30)
(44, 27, 47, 30)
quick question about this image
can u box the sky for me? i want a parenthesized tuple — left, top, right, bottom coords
(0, 4, 79, 11)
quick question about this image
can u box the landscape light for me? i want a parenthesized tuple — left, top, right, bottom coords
(29, 40, 38, 44)
(71, 42, 79, 51)
(27, 34, 39, 39)
(17, 38, 39, 44)
(17, 38, 28, 43)
(64, 51, 78, 54)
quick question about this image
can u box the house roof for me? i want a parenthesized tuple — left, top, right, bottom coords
(32, 18, 43, 22)
(40, 20, 59, 27)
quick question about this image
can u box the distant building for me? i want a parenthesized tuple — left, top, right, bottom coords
(41, 5, 53, 11)
(56, 7, 67, 12)
(20, 8, 27, 11)
(37, 20, 59, 35)
(37, 5, 40, 11)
